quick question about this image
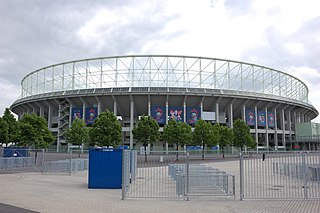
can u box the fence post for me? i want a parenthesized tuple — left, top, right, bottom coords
(186, 152, 190, 201)
(302, 152, 308, 199)
(239, 151, 244, 201)
(41, 149, 45, 174)
(69, 149, 72, 176)
(122, 149, 125, 200)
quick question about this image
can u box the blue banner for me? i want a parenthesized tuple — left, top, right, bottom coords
(268, 111, 275, 128)
(151, 106, 166, 124)
(85, 107, 98, 125)
(72, 107, 83, 121)
(168, 106, 184, 122)
(186, 106, 201, 124)
(246, 109, 255, 126)
(258, 111, 266, 127)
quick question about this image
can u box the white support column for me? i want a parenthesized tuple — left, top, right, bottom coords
(281, 109, 286, 148)
(274, 108, 278, 150)
(265, 107, 269, 149)
(113, 101, 117, 116)
(229, 103, 234, 128)
(97, 101, 101, 115)
(183, 96, 187, 123)
(39, 106, 44, 117)
(200, 97, 205, 118)
(148, 95, 151, 116)
(69, 104, 73, 127)
(82, 103, 86, 121)
(242, 105, 246, 121)
(57, 104, 61, 153)
(166, 96, 169, 125)
(288, 110, 292, 142)
(216, 103, 219, 124)
(130, 99, 134, 150)
(255, 105, 258, 150)
(48, 105, 52, 129)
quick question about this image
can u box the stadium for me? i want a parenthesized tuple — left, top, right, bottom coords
(10, 55, 318, 151)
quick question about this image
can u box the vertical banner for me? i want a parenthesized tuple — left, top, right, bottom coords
(168, 106, 184, 122)
(151, 106, 166, 124)
(71, 107, 83, 121)
(85, 107, 98, 125)
(246, 109, 255, 126)
(187, 106, 201, 124)
(268, 111, 275, 128)
(258, 111, 266, 127)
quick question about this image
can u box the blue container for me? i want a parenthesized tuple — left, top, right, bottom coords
(88, 148, 122, 189)
(3, 147, 29, 158)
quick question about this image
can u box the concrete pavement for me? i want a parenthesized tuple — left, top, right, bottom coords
(0, 171, 319, 213)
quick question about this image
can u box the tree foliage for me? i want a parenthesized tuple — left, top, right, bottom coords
(89, 109, 122, 147)
(2, 108, 18, 143)
(233, 119, 255, 151)
(0, 117, 9, 145)
(219, 125, 234, 158)
(163, 119, 192, 158)
(17, 113, 55, 149)
(193, 119, 220, 159)
(66, 117, 89, 145)
(133, 115, 160, 161)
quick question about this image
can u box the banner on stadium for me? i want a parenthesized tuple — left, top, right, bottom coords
(71, 107, 83, 121)
(186, 106, 201, 124)
(258, 111, 266, 127)
(268, 111, 275, 128)
(168, 106, 184, 122)
(151, 106, 166, 124)
(246, 109, 255, 126)
(85, 107, 98, 125)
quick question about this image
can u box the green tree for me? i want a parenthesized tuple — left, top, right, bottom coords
(219, 125, 234, 158)
(89, 109, 122, 147)
(233, 119, 256, 151)
(193, 119, 220, 159)
(2, 108, 18, 144)
(0, 117, 9, 146)
(66, 117, 89, 156)
(133, 115, 160, 162)
(163, 119, 192, 159)
(17, 113, 55, 163)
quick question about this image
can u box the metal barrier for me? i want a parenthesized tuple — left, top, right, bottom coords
(169, 163, 235, 199)
(240, 151, 320, 200)
(122, 151, 235, 200)
(42, 158, 88, 173)
(0, 157, 33, 169)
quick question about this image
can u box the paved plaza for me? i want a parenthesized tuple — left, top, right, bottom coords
(0, 171, 319, 213)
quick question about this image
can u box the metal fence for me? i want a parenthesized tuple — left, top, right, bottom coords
(122, 151, 235, 200)
(0, 148, 88, 175)
(240, 151, 320, 200)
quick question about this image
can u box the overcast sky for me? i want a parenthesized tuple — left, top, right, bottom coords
(1, 0, 320, 121)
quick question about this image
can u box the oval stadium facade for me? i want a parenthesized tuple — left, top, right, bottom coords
(10, 55, 318, 151)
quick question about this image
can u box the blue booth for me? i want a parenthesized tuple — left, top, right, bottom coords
(88, 148, 123, 189)
(3, 147, 29, 158)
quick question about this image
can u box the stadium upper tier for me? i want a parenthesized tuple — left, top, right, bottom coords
(19, 55, 309, 104)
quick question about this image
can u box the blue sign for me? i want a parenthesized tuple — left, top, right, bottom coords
(246, 109, 255, 126)
(211, 145, 219, 150)
(258, 111, 266, 127)
(268, 111, 275, 128)
(186, 146, 202, 150)
(186, 106, 201, 124)
(151, 106, 166, 124)
(72, 107, 83, 121)
(85, 107, 98, 124)
(168, 106, 184, 122)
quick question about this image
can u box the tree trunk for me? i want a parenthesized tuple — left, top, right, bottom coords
(176, 143, 179, 161)
(202, 143, 205, 160)
(222, 146, 225, 159)
(34, 150, 38, 165)
(144, 144, 148, 163)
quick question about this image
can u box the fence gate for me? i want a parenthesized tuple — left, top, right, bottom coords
(122, 151, 235, 200)
(240, 151, 320, 200)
